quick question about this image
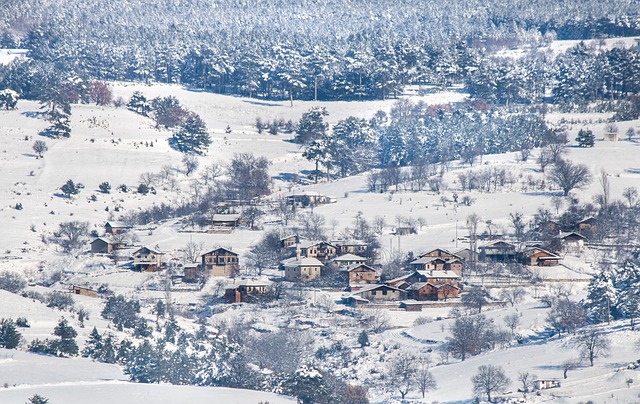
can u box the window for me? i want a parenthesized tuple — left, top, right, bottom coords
(382, 290, 387, 295)
(371, 291, 376, 296)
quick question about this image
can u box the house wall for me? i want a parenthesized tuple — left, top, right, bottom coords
(349, 270, 376, 284)
(72, 287, 99, 298)
(365, 288, 400, 301)
(91, 241, 111, 254)
(285, 265, 321, 282)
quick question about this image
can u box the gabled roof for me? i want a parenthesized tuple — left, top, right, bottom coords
(481, 240, 516, 249)
(523, 247, 560, 258)
(560, 231, 586, 240)
(345, 263, 376, 272)
(133, 246, 161, 254)
(283, 257, 323, 268)
(332, 239, 368, 247)
(420, 248, 463, 259)
(411, 256, 446, 265)
(299, 240, 337, 249)
(333, 253, 367, 262)
(348, 283, 403, 296)
(91, 237, 110, 245)
(211, 214, 241, 221)
(106, 221, 131, 228)
(386, 273, 412, 284)
(406, 281, 460, 291)
(415, 270, 460, 279)
(203, 247, 238, 256)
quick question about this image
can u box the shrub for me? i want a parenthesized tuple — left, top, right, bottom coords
(46, 291, 75, 311)
(0, 271, 26, 293)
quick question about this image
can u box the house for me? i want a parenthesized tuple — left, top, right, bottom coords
(183, 263, 200, 282)
(344, 284, 404, 304)
(479, 240, 517, 262)
(280, 234, 300, 250)
(386, 274, 412, 290)
(342, 295, 371, 308)
(577, 217, 597, 232)
(560, 232, 586, 252)
(399, 300, 423, 311)
(287, 191, 337, 207)
(333, 253, 367, 268)
(419, 248, 462, 261)
(604, 131, 619, 142)
(201, 248, 239, 277)
(333, 240, 369, 256)
(410, 257, 446, 271)
(283, 257, 323, 282)
(534, 379, 561, 390)
(299, 241, 338, 262)
(70, 285, 99, 298)
(225, 279, 269, 303)
(395, 226, 417, 236)
(132, 246, 163, 272)
(452, 247, 478, 264)
(407, 270, 460, 287)
(209, 214, 241, 233)
(105, 221, 132, 235)
(406, 282, 460, 301)
(90, 237, 125, 254)
(344, 263, 377, 289)
(521, 247, 561, 266)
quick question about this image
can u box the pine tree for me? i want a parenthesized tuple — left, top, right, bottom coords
(82, 326, 103, 358)
(100, 335, 117, 363)
(26, 394, 49, 404)
(575, 129, 595, 147)
(357, 330, 369, 348)
(164, 314, 179, 344)
(127, 91, 151, 115)
(585, 270, 617, 324)
(60, 179, 80, 198)
(169, 113, 211, 155)
(615, 261, 640, 330)
(0, 318, 22, 349)
(53, 318, 78, 356)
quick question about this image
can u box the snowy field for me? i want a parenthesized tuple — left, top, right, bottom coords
(1, 58, 640, 402)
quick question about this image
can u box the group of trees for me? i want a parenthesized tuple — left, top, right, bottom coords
(28, 318, 78, 356)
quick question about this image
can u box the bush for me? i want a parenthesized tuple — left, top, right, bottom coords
(413, 316, 433, 326)
(99, 182, 111, 194)
(16, 317, 30, 327)
(46, 291, 75, 311)
(0, 271, 26, 293)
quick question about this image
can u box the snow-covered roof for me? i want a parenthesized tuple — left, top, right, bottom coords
(415, 270, 459, 279)
(347, 283, 403, 296)
(333, 253, 367, 262)
(283, 257, 323, 268)
(345, 263, 376, 272)
(133, 246, 162, 254)
(410, 256, 445, 265)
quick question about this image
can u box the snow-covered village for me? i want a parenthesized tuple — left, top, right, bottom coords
(2, 1, 640, 403)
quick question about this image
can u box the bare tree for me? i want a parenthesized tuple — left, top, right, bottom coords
(300, 212, 327, 240)
(183, 239, 205, 263)
(517, 371, 536, 398)
(598, 169, 610, 212)
(573, 329, 611, 366)
(471, 365, 510, 403)
(504, 313, 521, 336)
(415, 357, 437, 398)
(561, 358, 581, 379)
(499, 287, 526, 307)
(386, 351, 417, 400)
(364, 308, 392, 333)
(548, 159, 593, 196)
(373, 215, 387, 234)
(182, 154, 199, 176)
(53, 221, 90, 253)
(547, 298, 586, 335)
(623, 186, 638, 208)
(447, 314, 492, 360)
(462, 287, 489, 314)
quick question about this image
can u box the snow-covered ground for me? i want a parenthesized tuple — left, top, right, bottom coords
(2, 79, 640, 402)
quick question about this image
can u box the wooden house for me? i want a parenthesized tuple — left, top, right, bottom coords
(90, 237, 124, 254)
(344, 284, 404, 303)
(406, 282, 460, 301)
(479, 240, 517, 262)
(70, 285, 99, 298)
(183, 263, 199, 282)
(283, 257, 323, 282)
(386, 274, 412, 290)
(344, 263, 377, 289)
(287, 191, 337, 207)
(201, 248, 239, 277)
(560, 232, 586, 252)
(105, 221, 132, 235)
(452, 247, 478, 264)
(407, 270, 460, 287)
(577, 217, 597, 232)
(521, 248, 561, 266)
(419, 248, 462, 261)
(538, 220, 561, 236)
(333, 240, 368, 256)
(299, 241, 338, 262)
(410, 257, 446, 271)
(132, 246, 163, 272)
(225, 279, 269, 303)
(209, 214, 241, 233)
(400, 300, 423, 311)
(280, 234, 300, 250)
(333, 253, 367, 268)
